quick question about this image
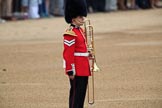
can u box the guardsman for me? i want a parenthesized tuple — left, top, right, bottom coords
(63, 0, 91, 108)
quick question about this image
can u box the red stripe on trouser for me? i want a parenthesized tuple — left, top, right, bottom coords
(71, 79, 76, 108)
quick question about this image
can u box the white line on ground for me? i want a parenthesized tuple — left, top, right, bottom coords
(0, 83, 46, 86)
(95, 98, 162, 102)
(116, 41, 162, 46)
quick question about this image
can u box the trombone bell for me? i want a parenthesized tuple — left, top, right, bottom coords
(93, 62, 100, 72)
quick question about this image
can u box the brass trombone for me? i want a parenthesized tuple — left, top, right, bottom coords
(84, 19, 100, 105)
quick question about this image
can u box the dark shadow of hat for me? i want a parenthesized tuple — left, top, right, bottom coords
(64, 0, 88, 23)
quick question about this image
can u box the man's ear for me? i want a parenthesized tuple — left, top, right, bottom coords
(72, 18, 75, 23)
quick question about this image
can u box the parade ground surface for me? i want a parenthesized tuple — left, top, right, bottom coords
(0, 9, 162, 108)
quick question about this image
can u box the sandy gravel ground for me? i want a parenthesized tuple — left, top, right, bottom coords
(0, 9, 162, 108)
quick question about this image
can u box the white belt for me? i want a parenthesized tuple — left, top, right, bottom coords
(74, 52, 89, 57)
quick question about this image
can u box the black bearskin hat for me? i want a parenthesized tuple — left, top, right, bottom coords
(64, 0, 88, 23)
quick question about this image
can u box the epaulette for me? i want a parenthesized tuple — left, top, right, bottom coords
(63, 27, 77, 37)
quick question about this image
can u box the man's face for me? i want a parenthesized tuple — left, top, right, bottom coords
(72, 16, 85, 26)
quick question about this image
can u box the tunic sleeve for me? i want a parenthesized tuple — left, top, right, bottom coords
(63, 30, 77, 75)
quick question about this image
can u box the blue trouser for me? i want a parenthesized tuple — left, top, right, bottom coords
(49, 0, 64, 16)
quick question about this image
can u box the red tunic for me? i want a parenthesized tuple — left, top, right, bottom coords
(63, 25, 91, 76)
